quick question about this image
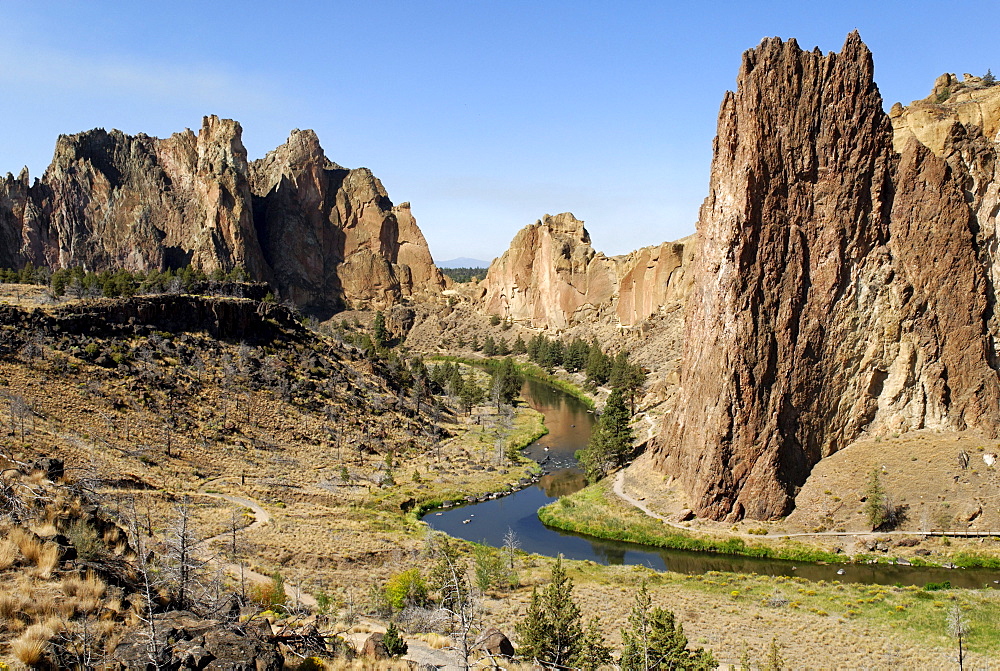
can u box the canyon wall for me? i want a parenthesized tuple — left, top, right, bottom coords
(650, 32, 1000, 520)
(479, 212, 694, 329)
(0, 117, 444, 315)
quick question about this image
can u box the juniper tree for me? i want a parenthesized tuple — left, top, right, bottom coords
(577, 616, 614, 671)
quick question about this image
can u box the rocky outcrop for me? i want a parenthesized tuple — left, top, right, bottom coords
(0, 118, 444, 315)
(650, 32, 1000, 521)
(112, 611, 282, 670)
(248, 129, 444, 314)
(479, 213, 693, 329)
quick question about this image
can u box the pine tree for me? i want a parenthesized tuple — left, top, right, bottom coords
(620, 582, 715, 670)
(586, 338, 611, 385)
(516, 586, 549, 663)
(577, 386, 633, 481)
(383, 622, 408, 657)
(513, 335, 528, 355)
(514, 557, 582, 667)
(372, 311, 389, 349)
(576, 616, 614, 671)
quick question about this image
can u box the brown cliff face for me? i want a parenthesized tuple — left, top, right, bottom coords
(248, 130, 444, 314)
(650, 33, 1000, 520)
(0, 118, 443, 316)
(480, 213, 616, 329)
(480, 213, 693, 329)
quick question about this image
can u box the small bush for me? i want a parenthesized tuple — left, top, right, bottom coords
(66, 519, 105, 561)
(250, 572, 287, 611)
(384, 569, 427, 611)
(383, 622, 408, 657)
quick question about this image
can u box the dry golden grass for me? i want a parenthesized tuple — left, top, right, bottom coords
(10, 528, 42, 564)
(60, 571, 105, 601)
(0, 538, 18, 569)
(0, 591, 25, 620)
(322, 660, 412, 670)
(413, 632, 451, 649)
(10, 624, 51, 666)
(30, 541, 60, 579)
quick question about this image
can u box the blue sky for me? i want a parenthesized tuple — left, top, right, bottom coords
(0, 1, 996, 262)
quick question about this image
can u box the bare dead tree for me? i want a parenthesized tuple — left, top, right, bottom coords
(164, 497, 209, 611)
(124, 494, 166, 670)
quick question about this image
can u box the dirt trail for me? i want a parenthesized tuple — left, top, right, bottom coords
(611, 471, 999, 543)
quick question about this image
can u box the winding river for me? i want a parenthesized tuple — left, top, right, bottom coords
(425, 378, 998, 589)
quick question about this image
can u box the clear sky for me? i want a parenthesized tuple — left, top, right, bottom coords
(0, 1, 996, 263)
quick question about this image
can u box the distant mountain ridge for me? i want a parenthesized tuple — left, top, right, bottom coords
(437, 257, 490, 268)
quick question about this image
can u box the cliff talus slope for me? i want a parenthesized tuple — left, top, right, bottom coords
(651, 33, 1000, 520)
(0, 118, 444, 315)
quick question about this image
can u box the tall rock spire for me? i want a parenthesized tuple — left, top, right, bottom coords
(651, 34, 1000, 520)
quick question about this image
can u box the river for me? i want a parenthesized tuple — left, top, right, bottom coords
(425, 378, 998, 589)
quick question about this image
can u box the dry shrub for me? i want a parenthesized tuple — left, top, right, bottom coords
(61, 574, 85, 597)
(28, 591, 61, 620)
(78, 571, 106, 601)
(0, 538, 18, 569)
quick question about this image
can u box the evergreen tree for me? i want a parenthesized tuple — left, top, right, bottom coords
(610, 350, 646, 413)
(383, 622, 408, 657)
(564, 337, 590, 373)
(586, 338, 611, 385)
(527, 334, 545, 362)
(543, 338, 564, 371)
(471, 334, 481, 351)
(620, 582, 715, 670)
(483, 335, 497, 356)
(373, 311, 389, 349)
(491, 357, 523, 408)
(513, 335, 528, 355)
(515, 557, 582, 668)
(496, 338, 511, 356)
(577, 386, 633, 481)
(459, 378, 485, 413)
(516, 587, 550, 664)
(576, 616, 614, 671)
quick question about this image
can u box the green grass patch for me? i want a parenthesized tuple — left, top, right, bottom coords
(539, 480, 846, 564)
(665, 570, 1000, 655)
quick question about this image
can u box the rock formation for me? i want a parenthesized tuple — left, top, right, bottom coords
(0, 117, 444, 315)
(248, 129, 444, 314)
(479, 213, 694, 329)
(651, 32, 1000, 520)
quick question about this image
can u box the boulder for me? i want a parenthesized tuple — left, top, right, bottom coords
(362, 633, 390, 660)
(473, 627, 515, 659)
